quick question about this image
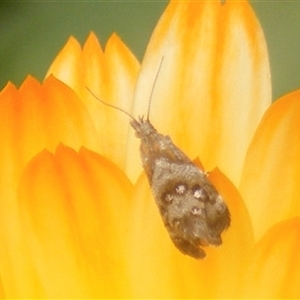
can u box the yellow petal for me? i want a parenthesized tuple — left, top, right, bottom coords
(240, 90, 300, 240)
(15, 145, 132, 298)
(47, 32, 140, 172)
(126, 168, 253, 298)
(127, 0, 271, 184)
(0, 279, 4, 298)
(241, 217, 300, 298)
(45, 36, 83, 88)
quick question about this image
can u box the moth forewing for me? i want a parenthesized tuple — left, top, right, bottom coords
(131, 117, 230, 259)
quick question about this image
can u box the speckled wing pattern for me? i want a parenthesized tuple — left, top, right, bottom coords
(131, 117, 231, 259)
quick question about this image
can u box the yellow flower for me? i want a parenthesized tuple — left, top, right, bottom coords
(0, 0, 299, 298)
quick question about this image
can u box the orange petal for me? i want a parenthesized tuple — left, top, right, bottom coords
(126, 0, 271, 184)
(240, 217, 300, 298)
(0, 77, 100, 295)
(240, 90, 300, 240)
(126, 169, 253, 298)
(47, 32, 140, 172)
(0, 75, 99, 182)
(13, 145, 132, 298)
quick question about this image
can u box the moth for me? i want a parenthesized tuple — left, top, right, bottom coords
(87, 59, 230, 259)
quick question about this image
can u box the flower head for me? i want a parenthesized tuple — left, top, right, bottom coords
(0, 0, 299, 298)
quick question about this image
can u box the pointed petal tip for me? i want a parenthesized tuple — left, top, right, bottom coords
(105, 32, 139, 66)
(45, 35, 82, 81)
(0, 80, 17, 95)
(18, 75, 42, 93)
(66, 35, 82, 48)
(83, 31, 103, 53)
(86, 31, 98, 41)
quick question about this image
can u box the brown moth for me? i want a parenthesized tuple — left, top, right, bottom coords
(87, 59, 230, 259)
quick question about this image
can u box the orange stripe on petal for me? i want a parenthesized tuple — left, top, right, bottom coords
(241, 217, 300, 298)
(17, 145, 132, 298)
(127, 0, 271, 184)
(240, 90, 300, 240)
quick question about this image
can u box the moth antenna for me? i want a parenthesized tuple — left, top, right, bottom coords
(147, 56, 165, 121)
(86, 87, 135, 121)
